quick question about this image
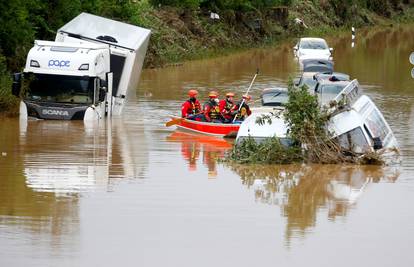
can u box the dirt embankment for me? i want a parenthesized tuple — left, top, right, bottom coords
(143, 1, 414, 68)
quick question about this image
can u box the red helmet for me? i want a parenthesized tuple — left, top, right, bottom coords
(188, 89, 198, 97)
(208, 91, 219, 98)
(226, 92, 235, 97)
(242, 94, 251, 100)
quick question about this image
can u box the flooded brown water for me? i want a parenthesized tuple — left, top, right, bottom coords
(1, 24, 414, 266)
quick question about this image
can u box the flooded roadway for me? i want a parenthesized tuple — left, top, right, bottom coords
(1, 24, 414, 266)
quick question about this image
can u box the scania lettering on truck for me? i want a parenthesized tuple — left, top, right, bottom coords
(11, 13, 150, 121)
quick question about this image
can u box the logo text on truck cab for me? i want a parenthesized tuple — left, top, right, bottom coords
(48, 60, 70, 68)
(42, 109, 69, 116)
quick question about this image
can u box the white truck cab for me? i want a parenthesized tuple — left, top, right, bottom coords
(12, 13, 150, 121)
(19, 40, 110, 120)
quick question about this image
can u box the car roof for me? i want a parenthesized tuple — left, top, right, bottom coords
(302, 59, 333, 66)
(302, 59, 334, 73)
(300, 72, 318, 78)
(261, 87, 288, 96)
(315, 72, 350, 82)
(300, 37, 327, 42)
(317, 79, 350, 86)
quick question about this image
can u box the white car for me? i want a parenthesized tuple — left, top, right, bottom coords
(293, 37, 333, 61)
(236, 88, 292, 146)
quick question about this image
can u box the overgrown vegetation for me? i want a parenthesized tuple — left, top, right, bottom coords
(226, 136, 303, 164)
(0, 0, 414, 114)
(226, 82, 385, 165)
(0, 54, 18, 116)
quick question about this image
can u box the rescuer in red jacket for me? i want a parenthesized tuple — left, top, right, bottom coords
(203, 91, 222, 122)
(232, 94, 252, 121)
(219, 92, 235, 123)
(181, 89, 202, 119)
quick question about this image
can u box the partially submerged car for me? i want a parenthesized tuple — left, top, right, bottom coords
(294, 58, 348, 93)
(327, 80, 398, 156)
(314, 78, 352, 105)
(294, 59, 333, 90)
(295, 71, 349, 92)
(236, 88, 292, 145)
(301, 59, 333, 72)
(236, 80, 399, 158)
(293, 37, 333, 61)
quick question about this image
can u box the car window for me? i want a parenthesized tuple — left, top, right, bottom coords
(337, 127, 370, 154)
(300, 77, 317, 91)
(365, 109, 389, 140)
(299, 40, 328, 50)
(262, 91, 289, 106)
(318, 84, 346, 104)
(320, 84, 345, 94)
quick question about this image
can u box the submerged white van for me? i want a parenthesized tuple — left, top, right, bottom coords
(328, 81, 398, 155)
(236, 80, 399, 157)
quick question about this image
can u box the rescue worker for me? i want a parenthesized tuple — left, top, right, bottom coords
(232, 94, 252, 121)
(219, 92, 235, 123)
(181, 89, 202, 120)
(203, 91, 222, 123)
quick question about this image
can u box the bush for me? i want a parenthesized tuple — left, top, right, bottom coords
(149, 0, 291, 10)
(226, 136, 303, 164)
(0, 52, 18, 115)
(149, 0, 201, 8)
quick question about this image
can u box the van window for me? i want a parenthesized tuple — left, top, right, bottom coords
(337, 127, 370, 154)
(365, 109, 389, 140)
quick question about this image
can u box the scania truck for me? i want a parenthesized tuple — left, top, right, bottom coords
(12, 13, 151, 121)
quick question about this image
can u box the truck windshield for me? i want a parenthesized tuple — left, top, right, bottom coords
(25, 74, 95, 104)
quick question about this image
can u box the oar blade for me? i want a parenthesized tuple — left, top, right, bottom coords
(165, 118, 183, 127)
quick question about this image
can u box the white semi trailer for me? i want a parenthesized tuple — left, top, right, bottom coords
(12, 13, 151, 121)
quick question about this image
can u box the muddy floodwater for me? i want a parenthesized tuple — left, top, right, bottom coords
(1, 25, 414, 266)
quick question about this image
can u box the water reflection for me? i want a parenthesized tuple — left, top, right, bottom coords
(18, 117, 148, 194)
(166, 131, 232, 177)
(229, 163, 400, 241)
(0, 114, 149, 258)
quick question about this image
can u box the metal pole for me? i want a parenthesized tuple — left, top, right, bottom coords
(232, 69, 259, 123)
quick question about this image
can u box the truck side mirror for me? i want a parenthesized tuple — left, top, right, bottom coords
(99, 88, 106, 102)
(373, 137, 383, 150)
(329, 47, 334, 52)
(11, 73, 22, 97)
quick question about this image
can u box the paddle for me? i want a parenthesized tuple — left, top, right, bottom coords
(165, 117, 184, 127)
(232, 69, 259, 123)
(165, 112, 204, 127)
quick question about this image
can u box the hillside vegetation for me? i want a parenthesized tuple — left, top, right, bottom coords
(1, 0, 414, 114)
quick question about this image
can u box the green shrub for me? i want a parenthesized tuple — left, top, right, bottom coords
(0, 53, 18, 115)
(149, 0, 201, 8)
(226, 136, 303, 164)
